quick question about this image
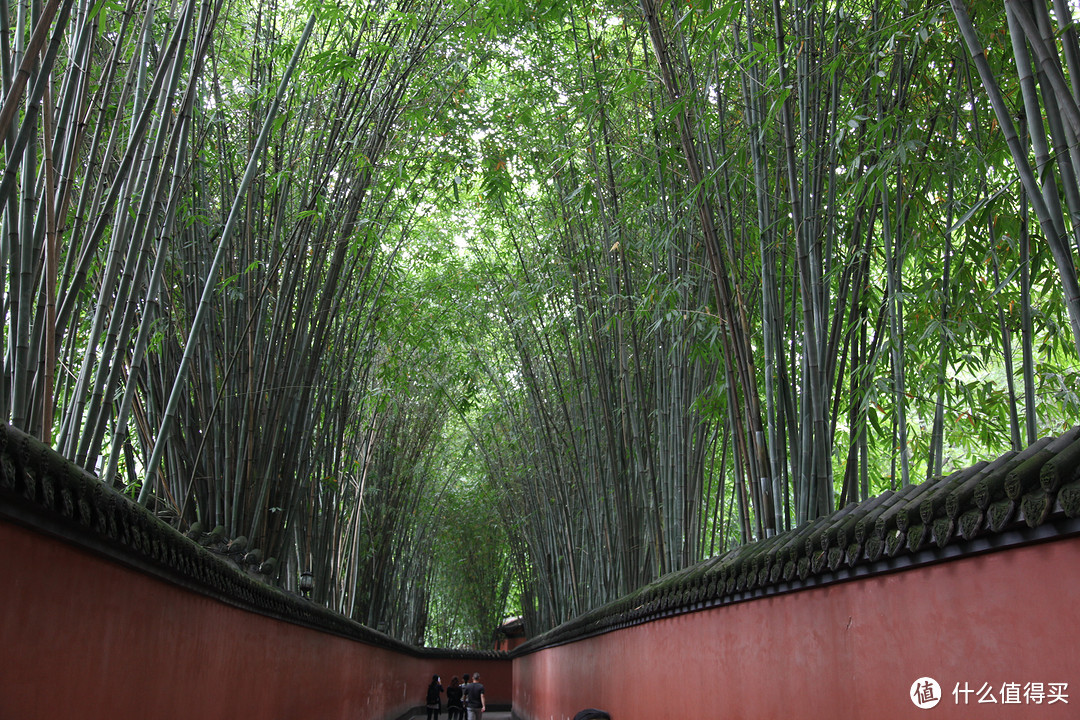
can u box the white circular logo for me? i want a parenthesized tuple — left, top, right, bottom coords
(911, 677, 942, 709)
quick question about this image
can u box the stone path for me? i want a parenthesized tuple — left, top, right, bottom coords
(405, 714, 512, 720)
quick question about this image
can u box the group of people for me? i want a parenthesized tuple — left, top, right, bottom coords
(426, 672, 485, 720)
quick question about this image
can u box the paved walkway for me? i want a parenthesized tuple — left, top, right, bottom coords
(405, 714, 512, 720)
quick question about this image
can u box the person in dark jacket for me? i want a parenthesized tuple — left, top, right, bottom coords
(446, 676, 464, 720)
(426, 675, 444, 720)
(463, 671, 485, 720)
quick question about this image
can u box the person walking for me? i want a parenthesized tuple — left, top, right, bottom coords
(463, 672, 485, 720)
(459, 674, 471, 711)
(426, 675, 444, 720)
(446, 676, 464, 720)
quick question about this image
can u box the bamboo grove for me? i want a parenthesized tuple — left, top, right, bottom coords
(2, 0, 1079, 644)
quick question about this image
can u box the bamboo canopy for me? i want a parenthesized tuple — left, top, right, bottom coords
(2, 0, 1079, 644)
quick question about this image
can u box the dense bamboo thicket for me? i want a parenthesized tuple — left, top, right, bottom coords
(2, 0, 1079, 643)
(445, 0, 1080, 631)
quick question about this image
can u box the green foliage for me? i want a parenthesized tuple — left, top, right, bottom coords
(425, 474, 518, 648)
(6, 0, 1080, 644)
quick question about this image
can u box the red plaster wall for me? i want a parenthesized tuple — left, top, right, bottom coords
(513, 537, 1080, 720)
(496, 636, 527, 653)
(0, 521, 511, 720)
(6, 512, 1078, 720)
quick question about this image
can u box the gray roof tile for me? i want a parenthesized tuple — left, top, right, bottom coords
(517, 425, 1080, 653)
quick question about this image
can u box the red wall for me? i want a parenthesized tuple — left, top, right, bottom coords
(0, 520, 511, 720)
(513, 536, 1080, 720)
(6, 510, 1079, 720)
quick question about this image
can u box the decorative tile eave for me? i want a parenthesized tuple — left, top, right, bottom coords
(515, 426, 1080, 656)
(0, 423, 502, 661)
